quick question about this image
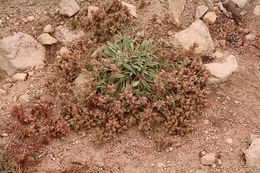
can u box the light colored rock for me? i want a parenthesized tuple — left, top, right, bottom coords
(0, 27, 12, 39)
(35, 63, 46, 70)
(205, 55, 238, 83)
(74, 72, 89, 86)
(2, 133, 8, 137)
(59, 47, 70, 56)
(246, 34, 256, 41)
(157, 163, 166, 168)
(195, 5, 208, 19)
(3, 83, 12, 90)
(38, 33, 57, 45)
(0, 32, 45, 75)
(43, 24, 54, 33)
(168, 0, 186, 20)
(201, 153, 216, 166)
(225, 138, 233, 144)
(0, 89, 7, 95)
(248, 134, 260, 145)
(122, 2, 137, 18)
(27, 16, 35, 22)
(59, 0, 80, 17)
(87, 6, 99, 20)
(173, 20, 215, 55)
(54, 25, 85, 44)
(12, 73, 28, 81)
(18, 93, 31, 103)
(231, 0, 248, 8)
(245, 138, 260, 172)
(203, 12, 217, 24)
(254, 6, 260, 16)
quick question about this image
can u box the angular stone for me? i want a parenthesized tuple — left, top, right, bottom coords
(37, 33, 57, 45)
(60, 0, 80, 17)
(12, 73, 28, 81)
(122, 2, 137, 18)
(245, 138, 260, 172)
(201, 153, 216, 166)
(54, 26, 85, 44)
(195, 5, 208, 19)
(59, 47, 70, 56)
(0, 89, 7, 95)
(203, 12, 217, 25)
(0, 32, 45, 75)
(18, 93, 31, 103)
(87, 6, 99, 20)
(173, 20, 215, 55)
(231, 0, 248, 8)
(43, 24, 54, 33)
(205, 55, 238, 83)
(168, 0, 186, 20)
(254, 6, 260, 16)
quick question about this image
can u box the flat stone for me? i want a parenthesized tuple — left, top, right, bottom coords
(205, 55, 238, 83)
(195, 5, 208, 19)
(35, 63, 46, 70)
(0, 32, 45, 75)
(37, 33, 57, 45)
(173, 20, 215, 55)
(59, 47, 70, 56)
(0, 89, 7, 95)
(0, 27, 12, 39)
(246, 34, 256, 41)
(203, 12, 217, 24)
(122, 2, 137, 18)
(225, 138, 233, 144)
(231, 0, 248, 8)
(12, 73, 28, 81)
(245, 138, 260, 172)
(43, 24, 54, 33)
(168, 0, 186, 20)
(54, 25, 85, 44)
(201, 153, 216, 166)
(18, 93, 31, 103)
(254, 6, 260, 16)
(60, 0, 80, 17)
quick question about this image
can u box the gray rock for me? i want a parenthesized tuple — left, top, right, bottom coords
(18, 93, 31, 103)
(245, 138, 260, 172)
(37, 33, 57, 45)
(0, 28, 12, 39)
(74, 72, 89, 86)
(173, 20, 215, 55)
(231, 0, 248, 8)
(195, 5, 208, 19)
(201, 153, 216, 166)
(168, 0, 186, 20)
(60, 0, 80, 17)
(0, 33, 45, 75)
(254, 6, 260, 16)
(54, 25, 85, 44)
(12, 73, 28, 81)
(205, 55, 237, 83)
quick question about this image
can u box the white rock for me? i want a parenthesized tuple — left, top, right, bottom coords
(2, 133, 8, 137)
(0, 89, 7, 95)
(12, 73, 28, 81)
(43, 24, 54, 33)
(246, 34, 256, 41)
(173, 20, 215, 55)
(254, 6, 260, 16)
(54, 25, 85, 44)
(122, 2, 137, 18)
(168, 0, 186, 20)
(27, 16, 35, 22)
(0, 32, 45, 75)
(59, 47, 70, 56)
(231, 0, 248, 8)
(38, 33, 57, 45)
(201, 153, 216, 166)
(59, 0, 80, 17)
(35, 63, 46, 70)
(205, 55, 238, 83)
(87, 6, 99, 20)
(245, 138, 260, 172)
(195, 5, 208, 19)
(18, 93, 31, 103)
(203, 12, 217, 25)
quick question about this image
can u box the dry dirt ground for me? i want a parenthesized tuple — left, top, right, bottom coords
(0, 0, 260, 172)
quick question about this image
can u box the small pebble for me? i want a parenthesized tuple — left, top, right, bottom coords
(2, 133, 8, 137)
